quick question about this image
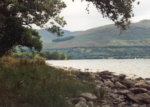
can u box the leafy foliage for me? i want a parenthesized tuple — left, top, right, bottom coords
(0, 0, 66, 57)
(11, 51, 71, 60)
(83, 0, 137, 29)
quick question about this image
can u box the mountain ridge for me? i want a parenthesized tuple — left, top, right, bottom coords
(38, 20, 150, 50)
(37, 20, 150, 59)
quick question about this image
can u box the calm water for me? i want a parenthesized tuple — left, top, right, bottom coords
(46, 59, 150, 78)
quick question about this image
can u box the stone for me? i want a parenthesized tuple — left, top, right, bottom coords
(77, 72, 90, 79)
(136, 77, 144, 81)
(118, 74, 126, 80)
(140, 104, 147, 107)
(110, 93, 119, 99)
(87, 101, 94, 107)
(100, 105, 111, 107)
(117, 95, 125, 102)
(120, 79, 135, 88)
(78, 97, 87, 102)
(118, 102, 128, 107)
(100, 75, 113, 80)
(130, 88, 148, 94)
(80, 93, 97, 101)
(135, 80, 147, 86)
(70, 97, 86, 105)
(127, 93, 150, 104)
(131, 104, 139, 107)
(99, 71, 114, 79)
(115, 81, 126, 89)
(135, 80, 150, 89)
(104, 80, 114, 87)
(145, 78, 150, 81)
(100, 71, 112, 75)
(75, 101, 88, 107)
(69, 98, 81, 105)
(95, 105, 101, 107)
(96, 84, 102, 89)
(117, 90, 129, 95)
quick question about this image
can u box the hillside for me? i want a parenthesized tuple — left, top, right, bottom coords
(41, 20, 150, 49)
(38, 29, 82, 49)
(38, 20, 150, 59)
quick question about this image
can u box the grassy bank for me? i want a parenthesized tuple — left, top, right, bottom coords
(0, 57, 94, 107)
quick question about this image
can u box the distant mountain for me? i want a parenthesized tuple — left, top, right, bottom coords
(41, 20, 150, 49)
(38, 20, 150, 59)
(37, 29, 82, 49)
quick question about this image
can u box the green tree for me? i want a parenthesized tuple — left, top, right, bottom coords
(82, 0, 137, 29)
(0, 0, 66, 57)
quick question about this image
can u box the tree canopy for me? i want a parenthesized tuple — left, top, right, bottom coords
(84, 0, 136, 29)
(0, 0, 136, 57)
(0, 0, 66, 57)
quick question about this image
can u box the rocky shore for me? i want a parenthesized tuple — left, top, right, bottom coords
(68, 70, 150, 107)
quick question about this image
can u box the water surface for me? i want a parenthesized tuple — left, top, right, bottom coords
(46, 59, 150, 78)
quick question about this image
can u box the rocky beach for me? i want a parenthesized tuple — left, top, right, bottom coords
(66, 70, 150, 107)
(46, 59, 150, 107)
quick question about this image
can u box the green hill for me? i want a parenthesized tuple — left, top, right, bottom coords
(42, 20, 150, 49)
(38, 20, 150, 59)
(37, 29, 82, 49)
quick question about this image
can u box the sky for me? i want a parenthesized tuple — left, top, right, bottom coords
(60, 0, 150, 31)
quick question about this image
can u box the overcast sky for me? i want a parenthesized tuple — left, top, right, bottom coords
(61, 0, 150, 31)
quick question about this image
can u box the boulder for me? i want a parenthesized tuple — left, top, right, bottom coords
(78, 97, 87, 102)
(145, 78, 150, 81)
(136, 77, 144, 81)
(104, 80, 114, 88)
(118, 102, 128, 107)
(131, 104, 139, 107)
(109, 93, 119, 99)
(100, 71, 112, 75)
(101, 105, 111, 107)
(130, 88, 148, 94)
(96, 84, 102, 89)
(127, 93, 150, 104)
(87, 101, 94, 107)
(115, 81, 126, 89)
(110, 75, 119, 82)
(120, 79, 135, 88)
(80, 93, 97, 101)
(69, 97, 86, 105)
(77, 72, 90, 78)
(99, 71, 114, 79)
(117, 89, 129, 95)
(100, 75, 113, 80)
(135, 80, 150, 89)
(118, 74, 126, 80)
(75, 101, 88, 107)
(140, 104, 147, 107)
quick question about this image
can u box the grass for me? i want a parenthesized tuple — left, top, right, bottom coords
(0, 57, 94, 107)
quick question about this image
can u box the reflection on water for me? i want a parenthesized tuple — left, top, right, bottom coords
(46, 59, 150, 78)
